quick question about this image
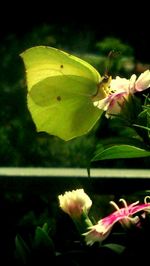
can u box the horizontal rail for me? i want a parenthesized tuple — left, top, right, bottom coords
(0, 168, 150, 194)
(0, 167, 150, 178)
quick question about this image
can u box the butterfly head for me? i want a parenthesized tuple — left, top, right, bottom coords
(92, 74, 112, 102)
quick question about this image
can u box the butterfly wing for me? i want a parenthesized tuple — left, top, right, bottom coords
(21, 46, 103, 140)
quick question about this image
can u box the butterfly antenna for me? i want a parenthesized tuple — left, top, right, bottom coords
(105, 50, 121, 76)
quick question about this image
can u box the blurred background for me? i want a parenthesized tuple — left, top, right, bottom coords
(0, 1, 149, 168)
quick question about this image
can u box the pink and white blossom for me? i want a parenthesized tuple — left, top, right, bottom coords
(94, 70, 150, 118)
(58, 189, 92, 218)
(84, 197, 150, 246)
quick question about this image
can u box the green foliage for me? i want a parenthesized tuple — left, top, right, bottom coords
(15, 224, 55, 265)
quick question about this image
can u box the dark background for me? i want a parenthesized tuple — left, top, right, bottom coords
(0, 2, 149, 62)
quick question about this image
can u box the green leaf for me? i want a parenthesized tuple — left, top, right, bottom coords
(15, 234, 30, 264)
(104, 243, 125, 254)
(42, 222, 49, 233)
(92, 144, 150, 161)
(21, 46, 104, 140)
(133, 124, 150, 132)
(34, 226, 55, 253)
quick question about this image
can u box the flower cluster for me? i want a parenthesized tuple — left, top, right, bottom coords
(94, 70, 150, 118)
(58, 189, 150, 246)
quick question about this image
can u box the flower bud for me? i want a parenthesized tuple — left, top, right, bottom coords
(58, 189, 92, 218)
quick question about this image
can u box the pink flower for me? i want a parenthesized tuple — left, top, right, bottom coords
(84, 197, 150, 246)
(58, 189, 92, 218)
(94, 70, 150, 118)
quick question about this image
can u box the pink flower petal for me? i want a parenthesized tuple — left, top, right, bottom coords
(84, 199, 150, 245)
(135, 70, 150, 92)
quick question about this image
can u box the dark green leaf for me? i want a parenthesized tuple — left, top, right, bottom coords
(104, 243, 125, 254)
(92, 144, 150, 161)
(34, 226, 55, 253)
(133, 124, 150, 132)
(15, 234, 30, 264)
(42, 222, 49, 233)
